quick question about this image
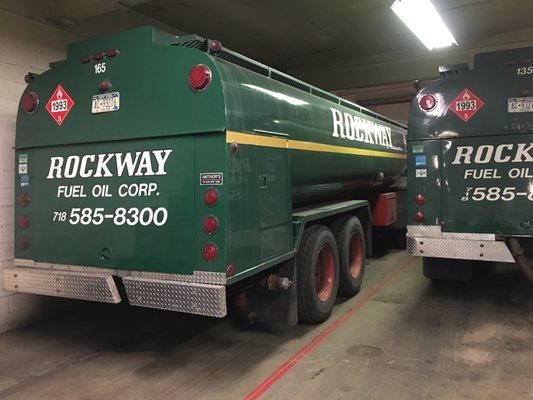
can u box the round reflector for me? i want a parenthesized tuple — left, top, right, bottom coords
(189, 65, 212, 91)
(419, 94, 437, 111)
(81, 55, 91, 64)
(21, 92, 39, 114)
(19, 215, 30, 229)
(203, 243, 218, 262)
(19, 193, 30, 206)
(92, 52, 104, 61)
(19, 236, 29, 250)
(203, 189, 218, 207)
(413, 211, 425, 223)
(203, 216, 218, 235)
(413, 194, 425, 205)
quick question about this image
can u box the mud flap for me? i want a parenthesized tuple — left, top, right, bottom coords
(243, 259, 298, 326)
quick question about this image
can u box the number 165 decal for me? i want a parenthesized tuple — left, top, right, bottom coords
(94, 62, 106, 74)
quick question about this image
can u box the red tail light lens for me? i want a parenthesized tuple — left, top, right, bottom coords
(226, 264, 234, 277)
(203, 189, 218, 207)
(92, 52, 104, 61)
(19, 193, 30, 206)
(203, 216, 218, 235)
(413, 194, 425, 205)
(413, 211, 425, 223)
(189, 65, 212, 91)
(106, 49, 119, 57)
(419, 94, 437, 111)
(203, 243, 218, 262)
(19, 236, 29, 250)
(19, 215, 30, 229)
(81, 55, 91, 63)
(21, 92, 39, 114)
(209, 40, 221, 52)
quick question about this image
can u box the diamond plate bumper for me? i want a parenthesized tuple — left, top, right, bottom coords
(3, 261, 227, 318)
(406, 226, 515, 263)
(122, 277, 226, 318)
(2, 266, 121, 303)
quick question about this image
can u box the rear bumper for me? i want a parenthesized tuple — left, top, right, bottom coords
(2, 260, 227, 318)
(406, 226, 515, 263)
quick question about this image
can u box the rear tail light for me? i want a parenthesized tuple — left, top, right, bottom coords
(189, 65, 212, 91)
(106, 49, 119, 57)
(203, 243, 218, 262)
(19, 215, 30, 229)
(413, 193, 425, 205)
(419, 94, 437, 111)
(19, 193, 30, 206)
(81, 55, 91, 63)
(21, 92, 39, 114)
(203, 189, 219, 207)
(413, 211, 425, 223)
(92, 52, 104, 61)
(203, 216, 218, 235)
(226, 264, 234, 277)
(19, 236, 29, 250)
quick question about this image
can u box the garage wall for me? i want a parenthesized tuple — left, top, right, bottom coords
(0, 9, 81, 333)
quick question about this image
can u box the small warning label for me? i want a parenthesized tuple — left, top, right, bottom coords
(200, 172, 223, 185)
(449, 88, 485, 122)
(46, 84, 75, 126)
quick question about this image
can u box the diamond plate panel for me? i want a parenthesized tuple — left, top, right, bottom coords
(407, 225, 442, 238)
(2, 267, 120, 303)
(130, 270, 226, 285)
(123, 277, 226, 318)
(14, 259, 226, 285)
(406, 237, 514, 263)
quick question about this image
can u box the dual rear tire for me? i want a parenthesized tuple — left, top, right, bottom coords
(297, 217, 366, 324)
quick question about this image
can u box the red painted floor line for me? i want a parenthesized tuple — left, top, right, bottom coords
(244, 257, 418, 400)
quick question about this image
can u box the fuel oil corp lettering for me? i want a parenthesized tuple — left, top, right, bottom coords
(452, 143, 533, 165)
(46, 149, 172, 179)
(330, 107, 393, 148)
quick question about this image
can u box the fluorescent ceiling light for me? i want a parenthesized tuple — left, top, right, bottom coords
(391, 0, 457, 50)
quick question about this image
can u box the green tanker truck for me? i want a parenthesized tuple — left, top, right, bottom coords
(4, 26, 407, 324)
(407, 46, 533, 282)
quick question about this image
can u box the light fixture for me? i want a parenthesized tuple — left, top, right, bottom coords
(391, 0, 457, 51)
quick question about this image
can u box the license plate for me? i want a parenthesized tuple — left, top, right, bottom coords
(508, 97, 533, 113)
(92, 92, 120, 114)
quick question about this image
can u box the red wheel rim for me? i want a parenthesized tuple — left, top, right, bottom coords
(348, 233, 363, 278)
(315, 245, 335, 302)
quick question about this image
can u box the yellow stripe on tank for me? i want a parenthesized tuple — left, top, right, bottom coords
(226, 131, 407, 160)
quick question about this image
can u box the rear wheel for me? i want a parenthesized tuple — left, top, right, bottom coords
(423, 257, 473, 282)
(297, 225, 339, 324)
(332, 216, 366, 297)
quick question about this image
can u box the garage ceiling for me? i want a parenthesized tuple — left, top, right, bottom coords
(5, 0, 533, 100)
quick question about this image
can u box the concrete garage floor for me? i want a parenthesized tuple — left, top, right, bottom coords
(0, 251, 531, 400)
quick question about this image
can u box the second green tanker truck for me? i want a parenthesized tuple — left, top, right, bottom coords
(4, 26, 407, 324)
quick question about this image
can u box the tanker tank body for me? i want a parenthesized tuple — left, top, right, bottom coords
(5, 27, 407, 325)
(213, 55, 407, 206)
